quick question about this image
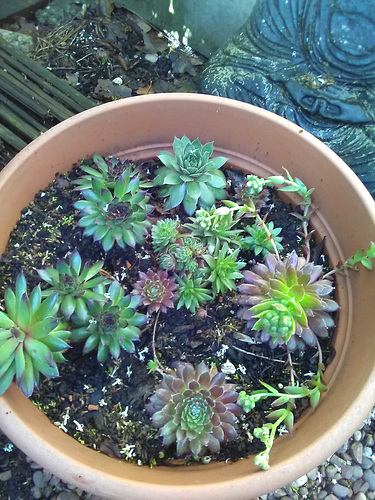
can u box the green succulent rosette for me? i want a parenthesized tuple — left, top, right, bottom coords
(0, 273, 70, 397)
(74, 174, 152, 251)
(70, 280, 148, 362)
(154, 136, 227, 216)
(37, 250, 110, 321)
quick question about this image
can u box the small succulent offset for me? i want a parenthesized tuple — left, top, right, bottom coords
(236, 252, 339, 351)
(203, 243, 245, 296)
(235, 174, 270, 210)
(154, 136, 227, 216)
(37, 250, 110, 321)
(132, 269, 178, 314)
(242, 220, 283, 257)
(151, 218, 180, 253)
(175, 237, 205, 275)
(146, 361, 243, 456)
(70, 280, 147, 362)
(74, 154, 153, 191)
(0, 273, 70, 397)
(74, 174, 152, 251)
(176, 276, 213, 313)
(183, 204, 244, 254)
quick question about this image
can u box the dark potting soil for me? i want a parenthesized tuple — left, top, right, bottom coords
(0, 160, 335, 467)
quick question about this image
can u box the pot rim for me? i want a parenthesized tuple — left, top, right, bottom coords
(0, 94, 374, 499)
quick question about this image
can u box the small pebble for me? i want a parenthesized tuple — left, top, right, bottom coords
(354, 430, 362, 442)
(30, 485, 42, 499)
(33, 469, 45, 489)
(330, 454, 346, 469)
(0, 470, 12, 481)
(273, 488, 287, 497)
(307, 466, 319, 480)
(331, 483, 350, 498)
(366, 433, 374, 447)
(363, 469, 375, 491)
(291, 474, 307, 487)
(57, 492, 80, 500)
(341, 464, 354, 480)
(351, 442, 364, 464)
(335, 441, 349, 454)
(363, 446, 373, 458)
(353, 493, 367, 500)
(361, 457, 373, 469)
(318, 491, 328, 499)
(352, 464, 364, 480)
(324, 495, 339, 500)
(326, 465, 338, 478)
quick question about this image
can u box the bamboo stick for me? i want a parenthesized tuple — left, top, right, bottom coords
(0, 48, 93, 113)
(0, 103, 42, 142)
(0, 94, 47, 133)
(0, 36, 95, 110)
(0, 58, 75, 121)
(0, 68, 73, 121)
(0, 123, 27, 151)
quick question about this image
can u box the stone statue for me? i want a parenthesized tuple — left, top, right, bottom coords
(200, 0, 375, 196)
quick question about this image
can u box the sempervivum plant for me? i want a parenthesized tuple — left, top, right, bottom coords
(146, 361, 243, 456)
(151, 218, 180, 253)
(154, 136, 227, 215)
(37, 250, 110, 321)
(73, 154, 153, 191)
(236, 251, 339, 350)
(0, 273, 70, 397)
(70, 280, 148, 362)
(74, 174, 152, 251)
(132, 269, 178, 314)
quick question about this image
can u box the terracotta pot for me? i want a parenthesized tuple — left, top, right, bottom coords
(0, 94, 374, 499)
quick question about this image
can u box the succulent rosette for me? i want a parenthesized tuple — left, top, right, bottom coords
(0, 273, 70, 397)
(70, 280, 147, 362)
(37, 250, 110, 321)
(73, 154, 153, 191)
(132, 269, 178, 314)
(74, 174, 152, 251)
(236, 251, 339, 350)
(154, 136, 227, 215)
(147, 361, 243, 456)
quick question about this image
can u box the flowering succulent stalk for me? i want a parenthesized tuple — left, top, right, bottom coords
(154, 136, 227, 215)
(74, 173, 152, 251)
(203, 242, 245, 296)
(151, 218, 180, 253)
(37, 250, 110, 321)
(74, 154, 153, 191)
(238, 364, 327, 470)
(70, 280, 148, 362)
(236, 252, 339, 350)
(0, 273, 70, 397)
(132, 269, 178, 314)
(242, 220, 283, 257)
(147, 361, 243, 456)
(176, 275, 213, 313)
